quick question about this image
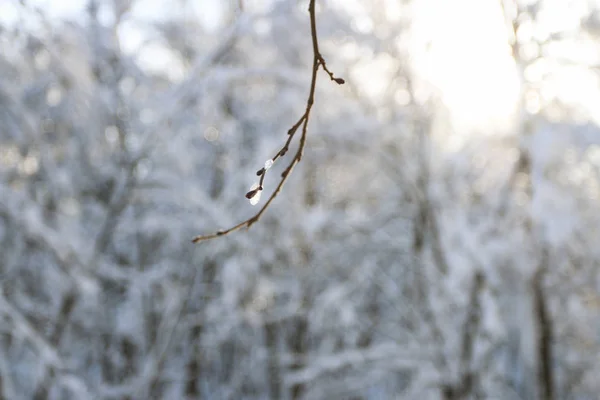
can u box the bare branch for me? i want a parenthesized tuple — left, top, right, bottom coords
(532, 252, 555, 400)
(192, 0, 344, 243)
(442, 271, 485, 400)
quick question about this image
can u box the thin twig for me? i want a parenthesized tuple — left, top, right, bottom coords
(192, 0, 343, 243)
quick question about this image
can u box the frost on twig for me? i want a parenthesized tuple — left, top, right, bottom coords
(246, 182, 262, 206)
(192, 0, 344, 243)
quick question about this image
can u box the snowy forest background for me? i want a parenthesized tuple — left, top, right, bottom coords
(1, 0, 600, 399)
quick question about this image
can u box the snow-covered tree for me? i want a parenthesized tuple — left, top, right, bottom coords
(1, 0, 599, 399)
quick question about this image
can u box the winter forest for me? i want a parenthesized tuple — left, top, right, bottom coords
(1, 0, 600, 398)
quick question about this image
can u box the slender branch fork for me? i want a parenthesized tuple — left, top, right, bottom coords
(192, 0, 344, 243)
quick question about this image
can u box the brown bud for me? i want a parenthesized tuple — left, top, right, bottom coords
(334, 77, 345, 84)
(256, 168, 265, 176)
(245, 189, 258, 199)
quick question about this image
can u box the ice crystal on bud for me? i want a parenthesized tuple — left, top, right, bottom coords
(264, 159, 274, 170)
(246, 183, 262, 205)
(250, 190, 262, 205)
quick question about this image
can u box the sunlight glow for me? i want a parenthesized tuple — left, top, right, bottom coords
(410, 0, 521, 133)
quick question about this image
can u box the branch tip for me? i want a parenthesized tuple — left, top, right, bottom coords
(192, 0, 343, 243)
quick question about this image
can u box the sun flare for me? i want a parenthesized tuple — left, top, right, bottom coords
(411, 0, 521, 134)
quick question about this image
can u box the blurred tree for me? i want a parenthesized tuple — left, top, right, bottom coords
(0, 0, 600, 399)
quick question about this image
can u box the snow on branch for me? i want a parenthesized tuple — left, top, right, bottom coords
(283, 342, 422, 387)
(192, 0, 344, 243)
(0, 290, 91, 398)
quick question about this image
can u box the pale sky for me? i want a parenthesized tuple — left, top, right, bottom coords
(3, 0, 599, 137)
(410, 0, 520, 134)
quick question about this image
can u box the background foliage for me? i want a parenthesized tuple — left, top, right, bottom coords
(1, 0, 600, 399)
